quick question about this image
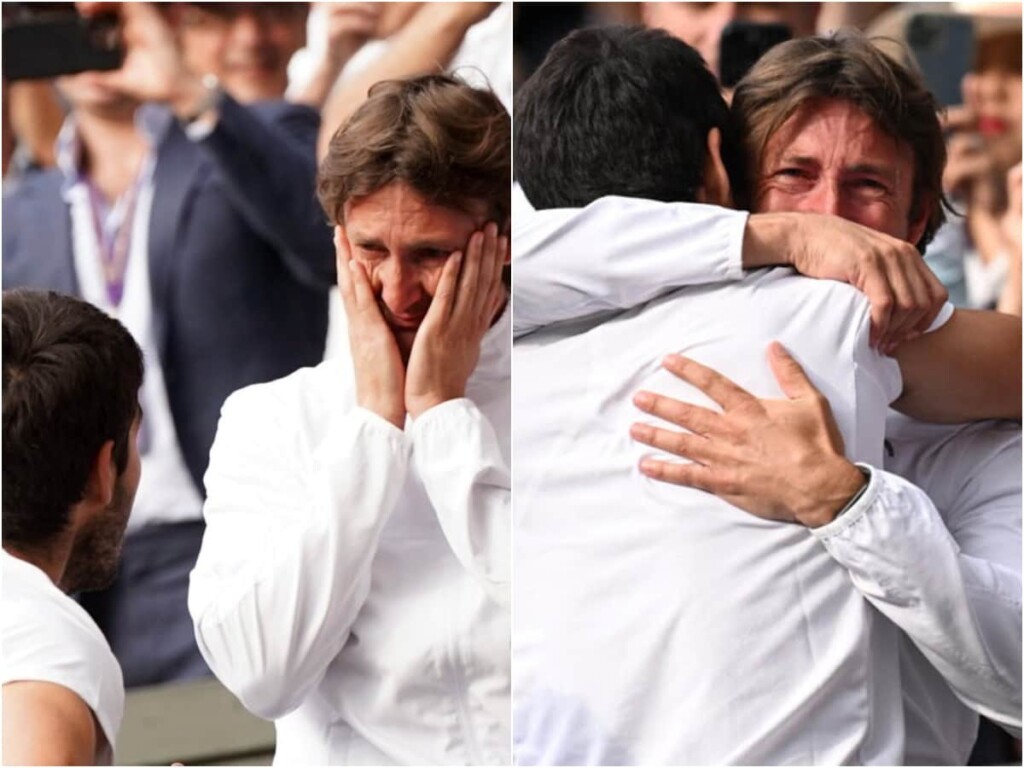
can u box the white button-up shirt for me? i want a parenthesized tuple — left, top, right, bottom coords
(877, 415, 1022, 763)
(512, 188, 1019, 763)
(189, 307, 511, 765)
(2, 551, 125, 754)
(514, 263, 905, 763)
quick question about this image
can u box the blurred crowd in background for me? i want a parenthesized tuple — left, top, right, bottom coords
(1, 0, 509, 704)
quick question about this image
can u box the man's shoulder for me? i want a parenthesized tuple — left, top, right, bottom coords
(218, 360, 346, 439)
(2, 555, 113, 662)
(747, 266, 868, 302)
(2, 554, 123, 719)
(651, 267, 872, 329)
(3, 167, 64, 210)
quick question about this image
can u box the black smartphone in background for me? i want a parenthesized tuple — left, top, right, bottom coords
(2, 2, 122, 82)
(719, 21, 792, 88)
(905, 13, 975, 108)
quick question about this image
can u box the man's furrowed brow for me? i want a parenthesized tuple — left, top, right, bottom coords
(408, 238, 460, 252)
(774, 154, 820, 168)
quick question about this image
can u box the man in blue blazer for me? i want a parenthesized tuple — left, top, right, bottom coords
(2, 3, 335, 686)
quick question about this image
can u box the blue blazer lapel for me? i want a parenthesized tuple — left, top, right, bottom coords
(148, 124, 204, 363)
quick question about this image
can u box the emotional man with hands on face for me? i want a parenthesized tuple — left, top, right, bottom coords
(188, 74, 511, 766)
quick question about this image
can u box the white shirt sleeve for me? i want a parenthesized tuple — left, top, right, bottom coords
(2, 586, 124, 751)
(188, 385, 410, 720)
(812, 455, 1023, 735)
(410, 398, 510, 606)
(512, 185, 746, 338)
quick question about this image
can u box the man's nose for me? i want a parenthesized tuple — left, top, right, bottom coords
(379, 261, 426, 315)
(803, 180, 844, 218)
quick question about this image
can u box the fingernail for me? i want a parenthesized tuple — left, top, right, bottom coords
(633, 391, 653, 409)
(630, 423, 650, 440)
(639, 458, 656, 475)
(486, 221, 498, 237)
(662, 354, 682, 368)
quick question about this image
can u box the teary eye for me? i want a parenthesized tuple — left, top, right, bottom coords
(417, 248, 450, 261)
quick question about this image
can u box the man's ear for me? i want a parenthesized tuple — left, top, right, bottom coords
(907, 205, 930, 251)
(697, 127, 733, 207)
(81, 440, 116, 511)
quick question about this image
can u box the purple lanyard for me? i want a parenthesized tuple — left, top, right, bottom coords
(84, 172, 152, 455)
(84, 174, 143, 309)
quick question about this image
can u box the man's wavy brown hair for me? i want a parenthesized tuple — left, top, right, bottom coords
(317, 74, 510, 226)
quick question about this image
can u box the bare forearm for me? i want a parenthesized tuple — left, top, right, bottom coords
(318, 5, 474, 158)
(740, 213, 796, 268)
(291, 62, 343, 110)
(894, 309, 1022, 422)
(8, 81, 64, 169)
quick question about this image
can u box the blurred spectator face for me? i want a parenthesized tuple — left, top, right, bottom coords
(173, 3, 308, 102)
(969, 30, 1023, 171)
(755, 98, 927, 245)
(60, 414, 142, 594)
(640, 2, 818, 77)
(342, 182, 488, 358)
(971, 67, 1022, 172)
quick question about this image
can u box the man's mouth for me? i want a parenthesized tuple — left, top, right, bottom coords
(225, 55, 281, 77)
(977, 115, 1009, 137)
(381, 308, 427, 330)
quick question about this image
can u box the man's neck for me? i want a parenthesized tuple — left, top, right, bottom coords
(74, 107, 148, 202)
(3, 542, 69, 591)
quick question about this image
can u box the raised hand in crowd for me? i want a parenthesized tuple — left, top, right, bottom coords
(318, 2, 499, 158)
(76, 2, 214, 119)
(290, 3, 383, 109)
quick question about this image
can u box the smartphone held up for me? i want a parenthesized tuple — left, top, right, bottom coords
(2, 2, 123, 82)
